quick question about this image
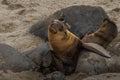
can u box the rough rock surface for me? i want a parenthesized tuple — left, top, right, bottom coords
(76, 50, 120, 75)
(107, 33, 120, 56)
(30, 5, 109, 41)
(23, 42, 54, 74)
(23, 42, 51, 67)
(0, 43, 36, 72)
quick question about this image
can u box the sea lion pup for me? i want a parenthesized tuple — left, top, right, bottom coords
(48, 19, 111, 74)
(82, 18, 118, 48)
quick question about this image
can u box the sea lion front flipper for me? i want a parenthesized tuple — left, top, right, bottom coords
(82, 43, 111, 58)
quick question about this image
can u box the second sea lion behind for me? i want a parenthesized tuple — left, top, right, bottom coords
(82, 18, 118, 48)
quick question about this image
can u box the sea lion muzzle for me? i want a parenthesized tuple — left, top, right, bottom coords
(51, 20, 64, 31)
(49, 25, 57, 34)
(49, 20, 59, 34)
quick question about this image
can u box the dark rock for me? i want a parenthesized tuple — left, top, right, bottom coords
(22, 42, 54, 73)
(23, 42, 51, 66)
(75, 50, 108, 75)
(76, 50, 120, 75)
(0, 43, 36, 72)
(107, 33, 120, 56)
(30, 5, 109, 41)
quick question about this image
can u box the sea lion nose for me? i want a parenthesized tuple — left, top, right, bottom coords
(51, 20, 64, 31)
(50, 20, 58, 27)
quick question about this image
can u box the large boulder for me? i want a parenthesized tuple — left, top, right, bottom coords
(76, 50, 120, 75)
(23, 42, 51, 67)
(30, 5, 109, 41)
(22, 42, 54, 74)
(75, 33, 120, 75)
(0, 43, 36, 72)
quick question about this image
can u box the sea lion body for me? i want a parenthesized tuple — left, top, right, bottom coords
(48, 19, 111, 74)
(82, 19, 118, 48)
(48, 20, 81, 74)
(23, 42, 55, 74)
(23, 42, 51, 67)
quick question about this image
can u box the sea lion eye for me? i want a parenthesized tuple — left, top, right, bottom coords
(64, 31, 67, 38)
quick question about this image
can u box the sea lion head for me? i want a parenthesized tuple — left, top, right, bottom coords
(48, 19, 70, 40)
(99, 18, 118, 39)
(48, 19, 79, 55)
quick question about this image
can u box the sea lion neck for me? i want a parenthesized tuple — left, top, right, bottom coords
(48, 19, 83, 74)
(48, 30, 76, 53)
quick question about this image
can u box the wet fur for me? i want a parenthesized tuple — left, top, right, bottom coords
(48, 20, 82, 74)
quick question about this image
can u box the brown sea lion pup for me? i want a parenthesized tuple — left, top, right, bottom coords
(82, 18, 118, 48)
(48, 19, 111, 74)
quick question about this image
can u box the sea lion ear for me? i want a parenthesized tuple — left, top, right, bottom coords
(58, 13, 71, 29)
(82, 43, 111, 58)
